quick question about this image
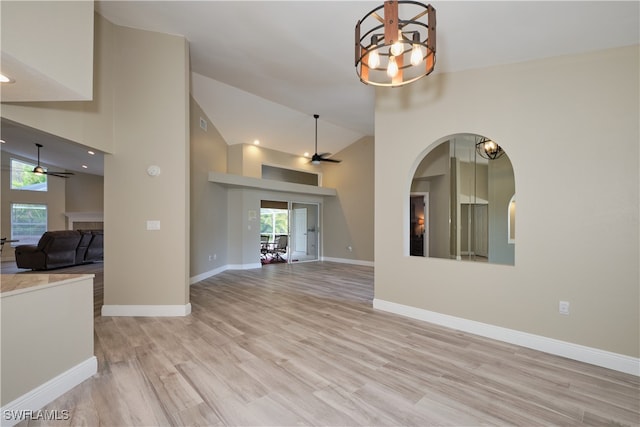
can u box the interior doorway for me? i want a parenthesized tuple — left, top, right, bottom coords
(409, 193, 429, 257)
(260, 200, 319, 264)
(290, 202, 319, 262)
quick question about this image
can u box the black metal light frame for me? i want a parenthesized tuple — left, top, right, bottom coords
(475, 137, 505, 160)
(355, 1, 436, 87)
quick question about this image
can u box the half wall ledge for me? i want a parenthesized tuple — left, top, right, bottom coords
(208, 172, 337, 197)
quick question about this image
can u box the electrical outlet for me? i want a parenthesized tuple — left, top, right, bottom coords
(213, 254, 217, 260)
(559, 301, 570, 315)
(208, 255, 212, 261)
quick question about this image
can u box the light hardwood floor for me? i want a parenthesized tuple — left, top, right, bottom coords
(8, 261, 640, 426)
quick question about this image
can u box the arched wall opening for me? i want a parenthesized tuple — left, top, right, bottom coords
(408, 133, 515, 265)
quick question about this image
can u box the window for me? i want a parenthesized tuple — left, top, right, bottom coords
(260, 208, 288, 243)
(11, 158, 47, 191)
(11, 203, 47, 245)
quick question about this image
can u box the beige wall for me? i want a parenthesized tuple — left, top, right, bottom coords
(190, 97, 228, 276)
(229, 143, 320, 179)
(65, 172, 103, 213)
(220, 140, 375, 266)
(375, 46, 639, 357)
(1, 276, 94, 406)
(2, 15, 190, 309)
(322, 135, 375, 262)
(1, 13, 115, 153)
(1, 1, 94, 101)
(104, 24, 189, 306)
(222, 145, 326, 266)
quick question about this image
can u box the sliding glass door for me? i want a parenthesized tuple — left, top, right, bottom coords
(260, 201, 319, 264)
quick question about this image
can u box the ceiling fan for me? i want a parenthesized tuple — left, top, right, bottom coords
(32, 143, 74, 178)
(310, 114, 341, 165)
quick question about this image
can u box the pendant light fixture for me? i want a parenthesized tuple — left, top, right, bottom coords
(355, 1, 436, 87)
(475, 137, 505, 160)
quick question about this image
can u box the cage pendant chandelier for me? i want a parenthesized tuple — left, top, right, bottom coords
(355, 1, 436, 87)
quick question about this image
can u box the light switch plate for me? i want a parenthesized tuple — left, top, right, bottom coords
(559, 300, 570, 315)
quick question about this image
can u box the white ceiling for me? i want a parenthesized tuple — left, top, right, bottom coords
(95, 0, 639, 157)
(1, 118, 104, 175)
(1, 1, 638, 173)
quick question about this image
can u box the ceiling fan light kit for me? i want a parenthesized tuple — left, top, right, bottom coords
(32, 143, 74, 178)
(355, 0, 436, 87)
(310, 114, 341, 165)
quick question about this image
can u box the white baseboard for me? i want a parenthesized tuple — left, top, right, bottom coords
(190, 265, 228, 284)
(321, 257, 374, 267)
(373, 299, 640, 376)
(1, 356, 97, 427)
(189, 260, 373, 285)
(228, 262, 262, 270)
(101, 303, 191, 317)
(189, 263, 264, 285)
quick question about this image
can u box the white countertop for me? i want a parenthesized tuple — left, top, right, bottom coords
(0, 273, 95, 298)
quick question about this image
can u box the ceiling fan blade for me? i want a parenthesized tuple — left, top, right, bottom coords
(44, 172, 72, 178)
(31, 143, 75, 178)
(309, 153, 342, 164)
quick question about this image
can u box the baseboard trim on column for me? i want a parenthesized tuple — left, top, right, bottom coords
(101, 303, 191, 317)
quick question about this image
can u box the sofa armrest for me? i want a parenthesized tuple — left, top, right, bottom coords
(15, 245, 46, 270)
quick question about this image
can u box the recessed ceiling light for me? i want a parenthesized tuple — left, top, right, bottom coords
(0, 139, 5, 144)
(0, 73, 14, 83)
(303, 152, 309, 157)
(87, 150, 95, 155)
(253, 140, 260, 145)
(82, 165, 88, 169)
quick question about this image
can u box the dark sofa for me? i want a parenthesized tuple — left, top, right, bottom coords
(15, 230, 103, 270)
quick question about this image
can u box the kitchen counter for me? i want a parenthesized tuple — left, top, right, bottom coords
(0, 273, 94, 297)
(0, 273, 97, 425)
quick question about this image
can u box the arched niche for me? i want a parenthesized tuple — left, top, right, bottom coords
(409, 133, 515, 265)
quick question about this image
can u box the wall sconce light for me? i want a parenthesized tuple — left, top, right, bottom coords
(355, 1, 436, 87)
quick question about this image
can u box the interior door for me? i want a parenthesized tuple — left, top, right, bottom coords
(293, 208, 307, 253)
(290, 202, 319, 262)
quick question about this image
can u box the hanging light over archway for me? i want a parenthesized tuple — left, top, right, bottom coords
(476, 136, 505, 160)
(355, 1, 436, 87)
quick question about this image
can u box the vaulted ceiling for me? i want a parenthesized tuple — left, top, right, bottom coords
(2, 1, 639, 174)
